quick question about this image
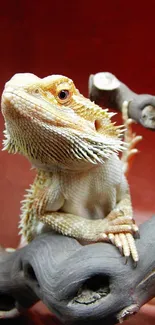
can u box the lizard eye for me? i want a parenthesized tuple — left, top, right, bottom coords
(57, 89, 70, 103)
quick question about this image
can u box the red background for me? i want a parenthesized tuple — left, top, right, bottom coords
(0, 1, 155, 324)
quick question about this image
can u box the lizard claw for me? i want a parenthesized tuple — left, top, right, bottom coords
(102, 210, 139, 263)
(124, 256, 129, 265)
(107, 232, 139, 263)
(132, 225, 140, 239)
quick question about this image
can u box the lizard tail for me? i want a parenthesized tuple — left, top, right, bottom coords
(121, 101, 142, 177)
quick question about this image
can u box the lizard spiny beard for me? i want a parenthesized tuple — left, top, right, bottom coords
(3, 116, 124, 172)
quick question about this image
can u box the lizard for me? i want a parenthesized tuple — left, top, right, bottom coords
(1, 73, 140, 262)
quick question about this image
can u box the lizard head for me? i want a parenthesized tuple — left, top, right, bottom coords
(1, 73, 124, 171)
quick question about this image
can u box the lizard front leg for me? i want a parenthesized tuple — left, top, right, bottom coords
(33, 186, 138, 262)
(38, 210, 138, 262)
(33, 187, 110, 242)
(27, 172, 139, 262)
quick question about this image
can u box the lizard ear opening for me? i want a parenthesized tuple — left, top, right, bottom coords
(94, 119, 102, 132)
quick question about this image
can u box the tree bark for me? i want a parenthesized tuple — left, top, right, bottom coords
(0, 217, 155, 324)
(89, 73, 155, 130)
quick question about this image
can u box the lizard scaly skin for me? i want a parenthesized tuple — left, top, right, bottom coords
(1, 73, 139, 262)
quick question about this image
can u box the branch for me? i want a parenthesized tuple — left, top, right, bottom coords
(0, 217, 155, 324)
(88, 72, 155, 130)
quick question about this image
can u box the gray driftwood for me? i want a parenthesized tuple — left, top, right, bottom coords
(89, 72, 155, 130)
(0, 217, 155, 324)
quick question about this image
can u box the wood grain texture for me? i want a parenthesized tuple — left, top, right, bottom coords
(89, 73, 155, 129)
(0, 217, 155, 324)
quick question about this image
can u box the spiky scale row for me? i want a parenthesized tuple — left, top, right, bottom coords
(121, 101, 142, 175)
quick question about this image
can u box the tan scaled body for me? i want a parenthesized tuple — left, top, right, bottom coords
(1, 73, 139, 262)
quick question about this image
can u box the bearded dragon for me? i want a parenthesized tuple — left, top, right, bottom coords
(1, 73, 140, 262)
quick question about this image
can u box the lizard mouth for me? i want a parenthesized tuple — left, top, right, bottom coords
(94, 119, 103, 131)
